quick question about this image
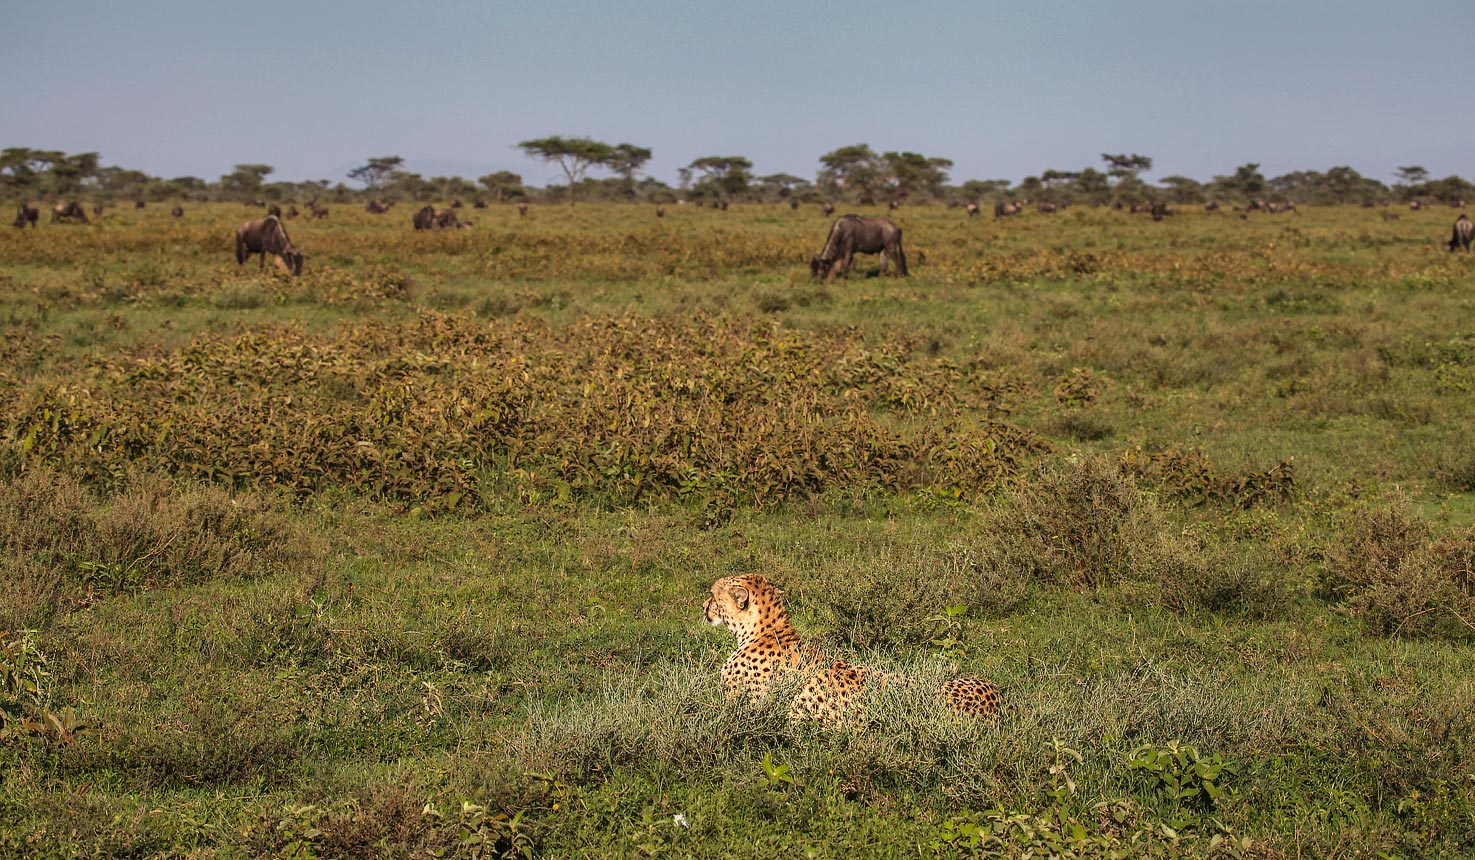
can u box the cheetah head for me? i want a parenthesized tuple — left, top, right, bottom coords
(704, 574, 787, 638)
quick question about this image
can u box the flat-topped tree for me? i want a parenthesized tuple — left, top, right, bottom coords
(348, 156, 405, 193)
(517, 136, 619, 205)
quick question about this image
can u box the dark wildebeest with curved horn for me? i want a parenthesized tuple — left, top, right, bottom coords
(172, 206, 184, 218)
(13, 204, 39, 228)
(1449, 214, 1473, 252)
(235, 214, 304, 275)
(365, 199, 392, 214)
(412, 205, 460, 231)
(810, 215, 908, 283)
(51, 201, 89, 223)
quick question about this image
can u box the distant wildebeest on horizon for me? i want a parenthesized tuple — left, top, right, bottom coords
(236, 214, 304, 275)
(51, 201, 88, 223)
(473, 199, 488, 209)
(267, 204, 282, 218)
(134, 199, 146, 209)
(1410, 200, 1423, 211)
(92, 203, 103, 217)
(790, 199, 800, 210)
(518, 202, 529, 217)
(308, 202, 328, 219)
(1205, 201, 1221, 211)
(172, 206, 184, 217)
(285, 205, 299, 219)
(1150, 201, 1170, 221)
(1038, 202, 1058, 214)
(656, 206, 665, 218)
(888, 200, 901, 211)
(810, 215, 908, 283)
(821, 202, 835, 216)
(1449, 214, 1473, 252)
(451, 200, 463, 209)
(994, 201, 1021, 217)
(13, 204, 39, 228)
(247, 199, 266, 208)
(965, 202, 980, 217)
(365, 199, 392, 214)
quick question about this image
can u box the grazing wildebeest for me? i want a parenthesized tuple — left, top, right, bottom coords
(994, 201, 1021, 217)
(247, 199, 266, 208)
(789, 199, 800, 210)
(1410, 200, 1423, 211)
(517, 202, 529, 217)
(1038, 202, 1058, 214)
(1150, 201, 1170, 222)
(821, 202, 835, 216)
(473, 199, 488, 209)
(51, 201, 88, 223)
(13, 204, 39, 228)
(1382, 212, 1401, 222)
(809, 215, 908, 283)
(235, 214, 304, 275)
(172, 206, 184, 217)
(134, 199, 146, 209)
(1449, 214, 1473, 252)
(308, 203, 328, 219)
(451, 200, 463, 209)
(285, 205, 299, 219)
(888, 200, 901, 211)
(267, 204, 282, 217)
(365, 199, 392, 214)
(965, 202, 980, 217)
(1205, 201, 1221, 211)
(412, 205, 460, 230)
(92, 203, 103, 217)
(656, 206, 665, 218)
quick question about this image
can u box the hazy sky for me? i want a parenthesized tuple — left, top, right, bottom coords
(4, 0, 1468, 189)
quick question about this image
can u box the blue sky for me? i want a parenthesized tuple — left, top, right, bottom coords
(3, 0, 1468, 189)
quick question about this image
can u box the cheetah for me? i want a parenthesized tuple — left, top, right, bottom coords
(703, 573, 1000, 722)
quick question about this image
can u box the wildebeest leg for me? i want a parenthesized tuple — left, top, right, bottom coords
(893, 244, 908, 276)
(878, 250, 890, 276)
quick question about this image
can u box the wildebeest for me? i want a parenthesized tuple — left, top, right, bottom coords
(994, 201, 1021, 217)
(888, 200, 901, 211)
(285, 205, 299, 219)
(1150, 201, 1171, 222)
(365, 199, 392, 214)
(134, 199, 146, 209)
(965, 202, 980, 217)
(13, 204, 38, 228)
(308, 203, 328, 219)
(656, 206, 665, 218)
(172, 206, 184, 217)
(473, 199, 488, 209)
(51, 201, 89, 223)
(235, 214, 304, 275)
(92, 203, 103, 217)
(1410, 200, 1423, 211)
(809, 215, 908, 283)
(821, 202, 836, 216)
(517, 202, 529, 217)
(412, 205, 460, 230)
(1205, 201, 1221, 211)
(451, 200, 463, 209)
(790, 199, 800, 210)
(1449, 214, 1473, 252)
(247, 199, 266, 208)
(1038, 202, 1058, 214)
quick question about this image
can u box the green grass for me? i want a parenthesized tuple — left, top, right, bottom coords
(2, 202, 1474, 858)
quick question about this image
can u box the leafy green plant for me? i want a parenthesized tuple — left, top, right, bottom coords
(758, 753, 796, 790)
(1126, 741, 1237, 831)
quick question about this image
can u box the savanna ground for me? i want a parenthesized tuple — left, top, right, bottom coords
(1, 200, 1473, 858)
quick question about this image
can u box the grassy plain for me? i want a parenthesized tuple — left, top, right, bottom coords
(1, 201, 1474, 858)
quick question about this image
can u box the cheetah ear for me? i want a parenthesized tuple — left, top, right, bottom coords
(729, 585, 750, 610)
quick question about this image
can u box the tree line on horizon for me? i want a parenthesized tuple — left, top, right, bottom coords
(3, 141, 1470, 209)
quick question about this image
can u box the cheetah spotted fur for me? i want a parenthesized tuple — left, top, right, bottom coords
(703, 573, 1000, 722)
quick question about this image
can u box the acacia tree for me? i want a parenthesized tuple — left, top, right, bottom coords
(220, 163, 274, 198)
(882, 152, 952, 202)
(604, 144, 653, 200)
(348, 156, 406, 193)
(478, 171, 524, 202)
(818, 144, 884, 204)
(518, 136, 632, 205)
(681, 156, 753, 200)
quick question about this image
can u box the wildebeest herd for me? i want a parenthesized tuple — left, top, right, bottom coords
(9, 200, 1473, 284)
